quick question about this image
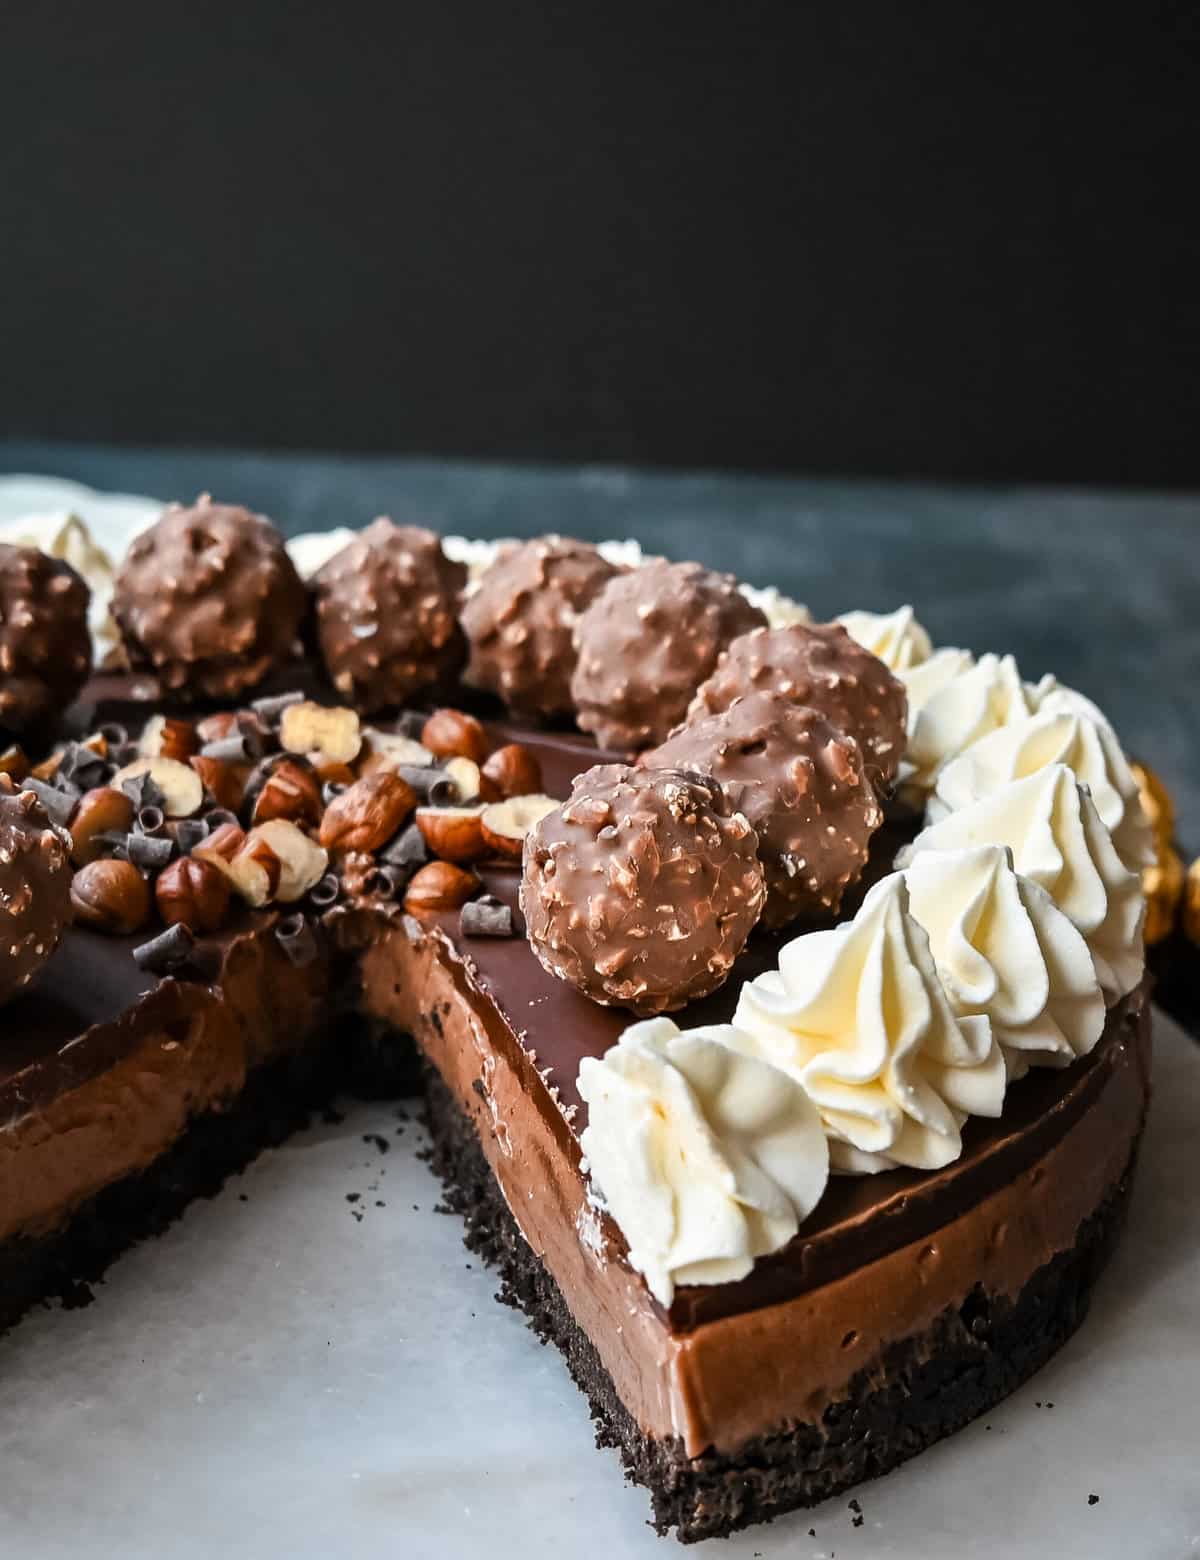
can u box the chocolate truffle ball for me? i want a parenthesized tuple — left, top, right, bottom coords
(313, 518, 467, 714)
(112, 497, 306, 703)
(570, 560, 766, 751)
(0, 776, 72, 1004)
(0, 545, 92, 733)
(686, 621, 908, 788)
(461, 536, 620, 718)
(644, 690, 882, 927)
(521, 764, 766, 1015)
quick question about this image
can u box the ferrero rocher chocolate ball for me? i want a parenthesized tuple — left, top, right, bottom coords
(570, 560, 766, 751)
(461, 536, 620, 718)
(687, 622, 908, 788)
(312, 518, 467, 714)
(644, 690, 882, 927)
(521, 764, 766, 1015)
(112, 497, 306, 702)
(0, 777, 72, 1004)
(0, 544, 92, 733)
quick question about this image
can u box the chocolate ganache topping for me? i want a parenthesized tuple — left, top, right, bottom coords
(521, 763, 766, 1014)
(643, 690, 883, 927)
(312, 519, 467, 714)
(687, 621, 908, 788)
(570, 559, 767, 751)
(0, 775, 73, 1004)
(0, 543, 92, 732)
(461, 535, 621, 719)
(112, 497, 306, 702)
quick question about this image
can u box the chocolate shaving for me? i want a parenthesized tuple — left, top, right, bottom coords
(135, 805, 166, 836)
(393, 764, 442, 800)
(199, 734, 253, 763)
(275, 912, 319, 967)
(132, 922, 195, 974)
(461, 896, 515, 938)
(126, 832, 174, 870)
(394, 710, 428, 740)
(120, 771, 166, 812)
(97, 722, 129, 749)
(171, 818, 210, 854)
(58, 742, 110, 789)
(202, 808, 239, 832)
(249, 689, 305, 724)
(362, 865, 406, 900)
(379, 821, 428, 870)
(308, 873, 341, 910)
(321, 780, 348, 807)
(22, 778, 77, 826)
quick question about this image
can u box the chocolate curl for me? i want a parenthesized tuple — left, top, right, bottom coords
(135, 805, 166, 837)
(97, 722, 130, 749)
(133, 921, 195, 975)
(362, 865, 406, 901)
(120, 770, 166, 812)
(394, 710, 428, 740)
(321, 780, 348, 808)
(275, 911, 319, 967)
(379, 821, 428, 870)
(250, 689, 305, 724)
(392, 764, 450, 803)
(308, 873, 341, 910)
(461, 896, 514, 938)
(172, 817, 210, 855)
(58, 741, 111, 790)
(199, 733, 254, 763)
(202, 808, 240, 833)
(126, 832, 174, 870)
(22, 778, 77, 826)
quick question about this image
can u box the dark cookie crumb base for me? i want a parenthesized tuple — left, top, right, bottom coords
(424, 1066, 1140, 1545)
(0, 1019, 422, 1336)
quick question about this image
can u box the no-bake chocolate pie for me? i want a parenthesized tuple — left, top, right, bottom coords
(0, 508, 1154, 1543)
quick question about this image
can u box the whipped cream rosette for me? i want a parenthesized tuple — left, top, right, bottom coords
(732, 874, 1005, 1174)
(901, 845, 1105, 1082)
(836, 604, 932, 671)
(928, 702, 1155, 875)
(903, 651, 1040, 790)
(577, 1018, 828, 1306)
(898, 764, 1145, 1001)
(897, 646, 976, 735)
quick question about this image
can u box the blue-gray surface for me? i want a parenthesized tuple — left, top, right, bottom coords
(4, 440, 1198, 846)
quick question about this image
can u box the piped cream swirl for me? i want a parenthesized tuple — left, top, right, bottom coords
(732, 874, 1004, 1174)
(577, 1019, 828, 1305)
(837, 604, 932, 671)
(898, 765, 1145, 1001)
(901, 845, 1105, 1081)
(904, 651, 1038, 790)
(928, 704, 1155, 874)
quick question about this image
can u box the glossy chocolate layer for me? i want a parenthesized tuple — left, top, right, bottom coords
(356, 898, 1150, 1456)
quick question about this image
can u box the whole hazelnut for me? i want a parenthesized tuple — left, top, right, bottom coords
(70, 786, 136, 865)
(481, 744, 543, 800)
(70, 858, 152, 935)
(420, 709, 489, 764)
(403, 860, 481, 913)
(155, 855, 232, 933)
(319, 772, 417, 854)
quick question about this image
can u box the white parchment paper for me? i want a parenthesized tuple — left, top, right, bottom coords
(0, 1011, 1196, 1559)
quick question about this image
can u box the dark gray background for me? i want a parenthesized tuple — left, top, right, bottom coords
(2, 5, 1198, 484)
